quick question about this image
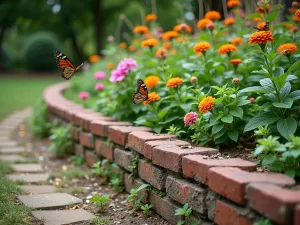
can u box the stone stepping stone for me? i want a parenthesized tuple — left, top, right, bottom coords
(17, 193, 82, 209)
(0, 137, 11, 142)
(32, 209, 94, 225)
(0, 154, 26, 162)
(12, 164, 43, 173)
(0, 147, 24, 154)
(23, 185, 56, 194)
(7, 173, 49, 183)
(0, 141, 18, 147)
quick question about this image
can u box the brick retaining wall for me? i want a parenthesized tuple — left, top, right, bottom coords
(43, 83, 300, 225)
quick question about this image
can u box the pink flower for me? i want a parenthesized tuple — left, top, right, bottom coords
(184, 112, 198, 126)
(110, 69, 127, 82)
(95, 83, 104, 91)
(78, 92, 90, 100)
(109, 58, 138, 83)
(94, 71, 106, 80)
(107, 35, 114, 42)
(206, 22, 215, 30)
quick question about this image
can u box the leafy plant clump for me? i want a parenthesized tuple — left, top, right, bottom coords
(175, 203, 199, 225)
(127, 184, 150, 211)
(48, 124, 72, 158)
(90, 194, 111, 210)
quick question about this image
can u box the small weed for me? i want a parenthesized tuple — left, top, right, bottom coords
(156, 190, 166, 198)
(141, 204, 152, 216)
(14, 180, 25, 185)
(90, 216, 109, 225)
(104, 139, 114, 147)
(109, 177, 124, 192)
(70, 155, 85, 166)
(91, 161, 105, 177)
(127, 184, 149, 211)
(175, 203, 195, 225)
(55, 187, 64, 193)
(0, 161, 13, 176)
(50, 167, 90, 180)
(254, 219, 273, 225)
(0, 202, 33, 225)
(49, 125, 72, 158)
(71, 187, 85, 195)
(128, 155, 139, 181)
(90, 194, 110, 210)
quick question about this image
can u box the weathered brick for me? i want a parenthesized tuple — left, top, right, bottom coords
(90, 120, 132, 137)
(206, 190, 220, 220)
(114, 148, 133, 171)
(208, 167, 295, 205)
(95, 139, 114, 160)
(144, 139, 190, 160)
(247, 183, 300, 225)
(82, 114, 115, 131)
(138, 159, 166, 190)
(108, 126, 152, 146)
(124, 173, 148, 203)
(166, 176, 206, 214)
(128, 131, 176, 155)
(182, 155, 256, 184)
(85, 151, 99, 167)
(71, 126, 80, 141)
(294, 204, 300, 225)
(153, 145, 217, 173)
(215, 200, 253, 225)
(79, 132, 94, 148)
(73, 144, 84, 157)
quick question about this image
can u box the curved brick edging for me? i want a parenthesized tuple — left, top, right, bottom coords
(44, 83, 300, 225)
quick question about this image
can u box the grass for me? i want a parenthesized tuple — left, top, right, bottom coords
(0, 177, 23, 202)
(49, 167, 91, 180)
(90, 216, 109, 225)
(14, 158, 39, 164)
(0, 161, 13, 176)
(0, 77, 60, 120)
(71, 187, 85, 195)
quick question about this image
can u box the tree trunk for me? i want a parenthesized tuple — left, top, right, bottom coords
(0, 25, 7, 70)
(92, 0, 104, 55)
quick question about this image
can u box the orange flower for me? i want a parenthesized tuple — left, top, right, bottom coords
(253, 17, 263, 22)
(169, 48, 177, 55)
(173, 24, 192, 33)
(163, 42, 172, 49)
(295, 9, 300, 19)
(145, 76, 160, 88)
(145, 14, 157, 22)
(176, 37, 189, 43)
(205, 11, 221, 20)
(143, 92, 160, 104)
(133, 26, 149, 34)
(256, 5, 271, 13)
(230, 59, 242, 65)
(198, 96, 215, 114)
(224, 17, 236, 26)
(197, 18, 213, 29)
(162, 31, 179, 41)
(128, 46, 136, 52)
(231, 37, 243, 45)
(155, 47, 167, 59)
(256, 21, 267, 30)
(289, 7, 297, 14)
(227, 0, 241, 8)
(277, 43, 298, 55)
(193, 42, 211, 53)
(283, 23, 294, 29)
(293, 16, 300, 23)
(141, 38, 159, 48)
(119, 42, 127, 49)
(89, 55, 101, 63)
(249, 31, 274, 45)
(166, 77, 184, 88)
(218, 44, 237, 55)
(106, 63, 115, 70)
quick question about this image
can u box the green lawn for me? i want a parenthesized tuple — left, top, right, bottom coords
(0, 77, 61, 120)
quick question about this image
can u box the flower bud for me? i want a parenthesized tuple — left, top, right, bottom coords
(292, 1, 299, 7)
(190, 76, 198, 84)
(249, 97, 255, 103)
(232, 78, 240, 84)
(206, 22, 215, 30)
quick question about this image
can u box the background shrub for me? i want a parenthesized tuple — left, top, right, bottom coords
(1, 46, 12, 70)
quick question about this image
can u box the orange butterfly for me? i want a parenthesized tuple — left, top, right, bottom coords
(132, 79, 148, 104)
(253, 21, 269, 31)
(54, 51, 83, 80)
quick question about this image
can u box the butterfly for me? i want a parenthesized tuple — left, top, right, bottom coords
(132, 79, 148, 104)
(253, 21, 269, 31)
(54, 50, 83, 80)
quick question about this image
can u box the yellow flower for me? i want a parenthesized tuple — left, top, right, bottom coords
(230, 59, 242, 65)
(133, 26, 149, 34)
(227, 0, 241, 8)
(205, 11, 221, 20)
(145, 76, 160, 88)
(193, 42, 211, 53)
(224, 17, 236, 26)
(249, 31, 274, 45)
(106, 63, 115, 70)
(166, 77, 184, 88)
(197, 18, 213, 29)
(231, 37, 243, 45)
(89, 55, 101, 63)
(198, 96, 215, 114)
(145, 14, 157, 22)
(277, 43, 298, 55)
(143, 92, 160, 104)
(218, 44, 237, 55)
(141, 38, 159, 48)
(162, 31, 179, 41)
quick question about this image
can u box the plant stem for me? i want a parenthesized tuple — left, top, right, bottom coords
(175, 88, 182, 103)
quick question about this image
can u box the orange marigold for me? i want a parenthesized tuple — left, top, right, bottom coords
(231, 37, 243, 45)
(89, 55, 101, 63)
(296, 9, 300, 19)
(224, 17, 236, 26)
(145, 76, 160, 88)
(162, 31, 179, 41)
(218, 44, 237, 55)
(169, 48, 177, 55)
(141, 38, 159, 48)
(205, 11, 221, 20)
(253, 17, 263, 22)
(166, 77, 184, 88)
(230, 59, 242, 65)
(143, 92, 160, 104)
(163, 42, 172, 49)
(193, 42, 211, 53)
(249, 31, 274, 45)
(145, 14, 157, 22)
(155, 47, 167, 59)
(106, 63, 115, 70)
(256, 5, 271, 13)
(293, 16, 300, 23)
(197, 18, 213, 29)
(227, 0, 241, 8)
(173, 24, 192, 33)
(277, 43, 298, 55)
(198, 96, 215, 114)
(119, 42, 127, 49)
(128, 46, 136, 52)
(133, 26, 149, 34)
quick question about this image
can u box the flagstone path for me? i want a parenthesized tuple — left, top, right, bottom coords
(0, 108, 94, 225)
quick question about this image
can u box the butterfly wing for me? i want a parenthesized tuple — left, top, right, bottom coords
(132, 79, 149, 104)
(55, 51, 75, 69)
(132, 92, 147, 104)
(61, 67, 76, 80)
(263, 22, 269, 31)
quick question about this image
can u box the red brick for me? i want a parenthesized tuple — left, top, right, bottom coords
(128, 131, 176, 155)
(72, 111, 91, 126)
(182, 155, 256, 184)
(247, 183, 300, 225)
(82, 114, 116, 130)
(95, 139, 114, 160)
(153, 145, 217, 173)
(85, 150, 99, 167)
(73, 143, 84, 157)
(108, 126, 152, 146)
(79, 132, 94, 148)
(295, 204, 300, 225)
(124, 173, 148, 203)
(90, 120, 132, 137)
(138, 159, 166, 190)
(114, 148, 133, 171)
(208, 167, 295, 205)
(215, 200, 253, 225)
(166, 176, 206, 214)
(144, 139, 191, 160)
(71, 126, 80, 141)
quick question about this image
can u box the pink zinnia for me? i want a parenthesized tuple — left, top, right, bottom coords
(94, 71, 106, 80)
(95, 83, 104, 91)
(184, 112, 198, 126)
(78, 92, 90, 100)
(110, 69, 127, 82)
(117, 58, 137, 72)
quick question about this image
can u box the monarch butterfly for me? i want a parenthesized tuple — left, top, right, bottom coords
(132, 79, 148, 104)
(253, 21, 269, 31)
(54, 51, 83, 80)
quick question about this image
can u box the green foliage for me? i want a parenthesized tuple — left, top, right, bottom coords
(127, 184, 149, 211)
(109, 177, 124, 192)
(175, 203, 197, 225)
(128, 155, 139, 181)
(90, 194, 110, 210)
(70, 155, 85, 166)
(0, 178, 23, 203)
(141, 204, 153, 216)
(90, 216, 109, 225)
(48, 124, 72, 158)
(1, 46, 12, 70)
(0, 161, 13, 176)
(0, 202, 33, 225)
(49, 167, 90, 180)
(167, 124, 185, 138)
(71, 187, 85, 195)
(254, 219, 273, 225)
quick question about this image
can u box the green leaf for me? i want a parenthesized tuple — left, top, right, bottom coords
(262, 155, 277, 166)
(158, 116, 180, 125)
(212, 123, 224, 135)
(229, 107, 243, 119)
(157, 108, 169, 119)
(273, 67, 284, 77)
(284, 169, 296, 178)
(266, 11, 280, 22)
(279, 82, 291, 99)
(244, 112, 279, 132)
(289, 90, 300, 100)
(239, 86, 267, 93)
(259, 78, 274, 92)
(272, 98, 293, 109)
(285, 57, 300, 75)
(277, 117, 297, 140)
(269, 159, 283, 172)
(153, 126, 163, 133)
(221, 114, 233, 123)
(228, 130, 238, 142)
(180, 103, 192, 113)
